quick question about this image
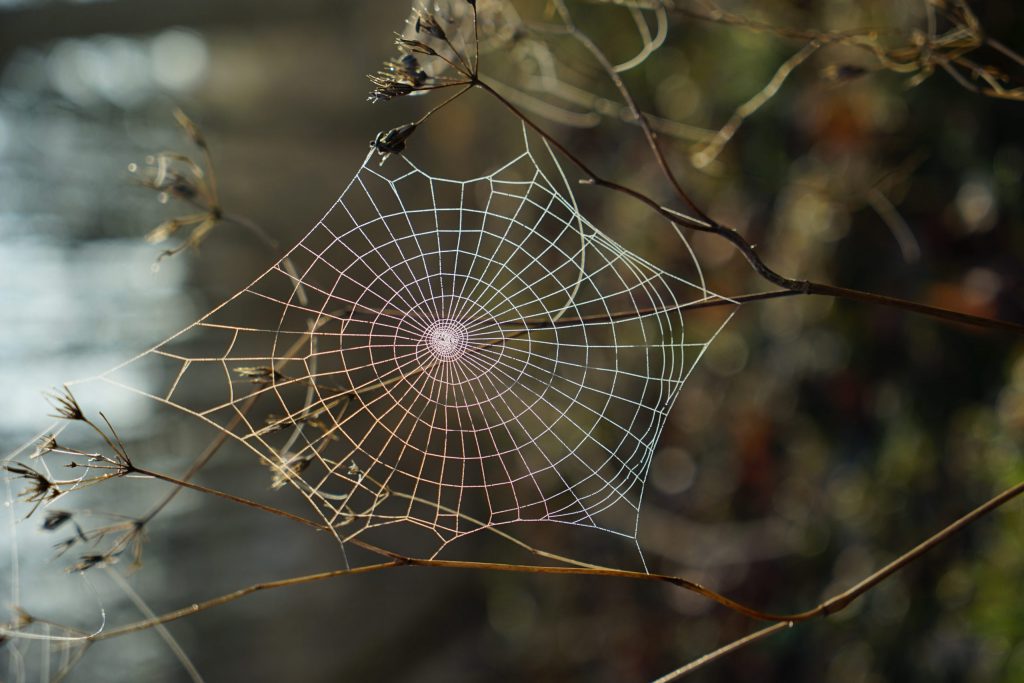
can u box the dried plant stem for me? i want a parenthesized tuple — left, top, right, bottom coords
(128, 465, 324, 532)
(83, 475, 1024, 648)
(138, 395, 259, 526)
(136, 311, 331, 528)
(864, 187, 921, 263)
(453, 6, 1024, 336)
(802, 282, 1024, 334)
(652, 476, 1024, 678)
(802, 477, 1024, 618)
(356, 283, 1024, 335)
(414, 82, 474, 126)
(651, 622, 792, 682)
(534, 1, 711, 224)
(89, 561, 403, 642)
(472, 79, 1024, 334)
(989, 37, 1024, 68)
(104, 568, 203, 683)
(475, 78, 787, 284)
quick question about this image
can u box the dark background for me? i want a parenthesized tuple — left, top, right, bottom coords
(1, 1, 1023, 681)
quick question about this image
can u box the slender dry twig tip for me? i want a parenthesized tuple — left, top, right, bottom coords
(173, 108, 207, 149)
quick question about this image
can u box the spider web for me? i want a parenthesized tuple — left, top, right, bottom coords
(74, 128, 733, 549)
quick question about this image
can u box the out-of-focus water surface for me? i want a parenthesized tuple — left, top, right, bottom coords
(0, 4, 436, 681)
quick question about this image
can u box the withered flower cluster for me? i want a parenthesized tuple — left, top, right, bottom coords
(130, 109, 224, 261)
(4, 463, 59, 517)
(47, 386, 85, 421)
(367, 1, 481, 162)
(2, 388, 149, 571)
(368, 54, 431, 104)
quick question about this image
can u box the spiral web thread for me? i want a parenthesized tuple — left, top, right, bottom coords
(81, 128, 733, 548)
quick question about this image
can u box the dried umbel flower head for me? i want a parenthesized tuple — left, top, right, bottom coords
(368, 54, 428, 103)
(130, 109, 224, 261)
(365, 1, 528, 163)
(368, 29, 453, 103)
(368, 0, 523, 106)
(47, 386, 84, 421)
(51, 515, 146, 571)
(33, 433, 59, 458)
(4, 463, 59, 517)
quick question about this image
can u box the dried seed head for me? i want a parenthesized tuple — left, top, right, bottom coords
(371, 123, 418, 162)
(130, 109, 225, 262)
(270, 452, 314, 489)
(47, 387, 84, 421)
(368, 73, 416, 103)
(397, 54, 429, 85)
(33, 434, 59, 458)
(415, 11, 448, 40)
(395, 37, 438, 57)
(234, 366, 283, 385)
(42, 510, 73, 531)
(4, 463, 58, 508)
(367, 52, 433, 103)
(71, 554, 111, 573)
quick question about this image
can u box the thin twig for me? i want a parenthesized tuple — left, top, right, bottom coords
(471, 79, 1024, 333)
(651, 622, 792, 682)
(545, 0, 711, 223)
(129, 466, 325, 532)
(138, 396, 259, 526)
(104, 568, 204, 683)
(691, 41, 821, 169)
(89, 562, 403, 641)
(80, 476, 1024, 641)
